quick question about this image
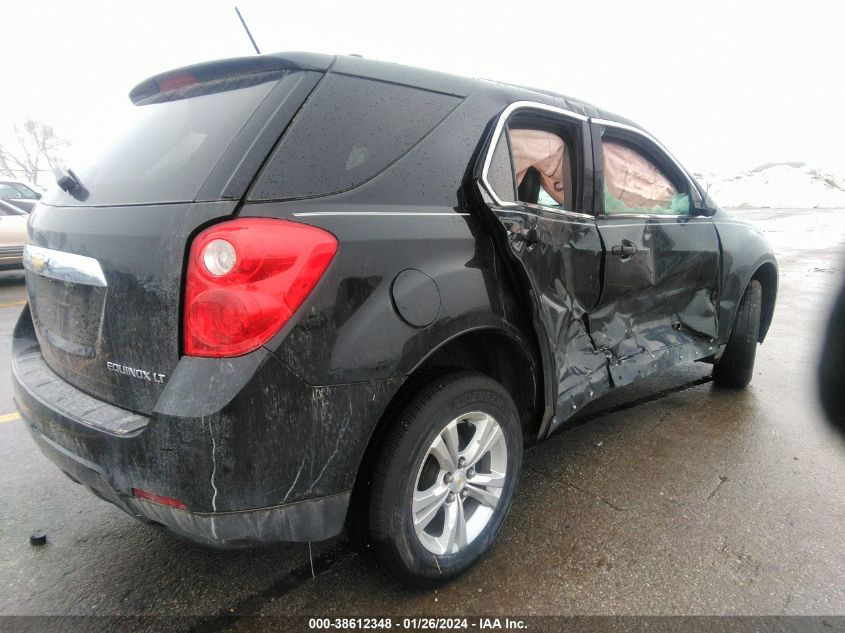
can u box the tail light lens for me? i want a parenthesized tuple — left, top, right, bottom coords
(184, 218, 337, 357)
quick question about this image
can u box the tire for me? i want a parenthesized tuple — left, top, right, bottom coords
(367, 371, 522, 585)
(713, 280, 763, 388)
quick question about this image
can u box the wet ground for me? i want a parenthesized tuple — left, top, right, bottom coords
(0, 208, 843, 630)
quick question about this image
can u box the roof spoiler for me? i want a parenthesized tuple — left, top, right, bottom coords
(129, 52, 334, 105)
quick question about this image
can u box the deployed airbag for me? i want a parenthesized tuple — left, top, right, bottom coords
(510, 129, 570, 207)
(603, 140, 689, 215)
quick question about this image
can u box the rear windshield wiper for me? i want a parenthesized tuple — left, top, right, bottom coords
(52, 164, 89, 201)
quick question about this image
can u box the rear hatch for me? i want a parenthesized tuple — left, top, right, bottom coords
(24, 54, 327, 414)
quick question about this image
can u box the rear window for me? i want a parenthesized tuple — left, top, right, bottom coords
(249, 74, 460, 201)
(43, 73, 300, 207)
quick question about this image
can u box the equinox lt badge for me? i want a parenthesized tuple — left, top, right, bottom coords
(106, 362, 166, 384)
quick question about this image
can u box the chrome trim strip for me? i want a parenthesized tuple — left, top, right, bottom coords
(479, 104, 703, 225)
(23, 244, 107, 287)
(479, 101, 593, 220)
(598, 222, 711, 229)
(494, 208, 595, 226)
(596, 214, 712, 223)
(517, 202, 595, 220)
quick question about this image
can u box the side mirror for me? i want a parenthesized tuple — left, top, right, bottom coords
(35, 192, 42, 200)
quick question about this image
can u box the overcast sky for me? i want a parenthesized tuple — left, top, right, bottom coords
(3, 0, 843, 178)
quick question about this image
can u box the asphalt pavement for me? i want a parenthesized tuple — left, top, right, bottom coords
(0, 209, 843, 631)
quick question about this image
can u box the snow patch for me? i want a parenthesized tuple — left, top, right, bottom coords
(695, 162, 845, 209)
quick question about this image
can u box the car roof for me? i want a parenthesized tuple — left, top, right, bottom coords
(133, 51, 642, 132)
(329, 53, 639, 127)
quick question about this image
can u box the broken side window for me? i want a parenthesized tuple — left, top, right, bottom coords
(510, 128, 572, 211)
(602, 139, 690, 215)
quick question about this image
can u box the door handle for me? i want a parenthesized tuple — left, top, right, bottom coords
(611, 240, 637, 259)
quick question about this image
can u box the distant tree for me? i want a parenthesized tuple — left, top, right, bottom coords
(0, 120, 69, 186)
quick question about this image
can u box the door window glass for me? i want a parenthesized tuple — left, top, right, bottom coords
(486, 131, 516, 202)
(510, 128, 572, 210)
(250, 75, 460, 200)
(602, 139, 689, 215)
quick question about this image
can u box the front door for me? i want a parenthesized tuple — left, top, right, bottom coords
(587, 120, 721, 386)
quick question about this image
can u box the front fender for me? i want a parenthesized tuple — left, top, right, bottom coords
(714, 214, 778, 342)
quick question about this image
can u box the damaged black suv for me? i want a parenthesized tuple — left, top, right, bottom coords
(13, 52, 777, 584)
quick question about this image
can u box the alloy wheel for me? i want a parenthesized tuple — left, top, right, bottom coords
(411, 411, 508, 555)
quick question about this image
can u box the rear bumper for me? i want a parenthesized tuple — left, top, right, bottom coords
(12, 305, 400, 547)
(24, 422, 349, 546)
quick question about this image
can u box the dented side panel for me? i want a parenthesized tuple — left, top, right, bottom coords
(485, 208, 608, 428)
(469, 103, 614, 430)
(589, 216, 721, 385)
(472, 101, 736, 433)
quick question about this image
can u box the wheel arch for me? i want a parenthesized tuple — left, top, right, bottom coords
(407, 326, 543, 433)
(750, 261, 778, 342)
(346, 325, 543, 540)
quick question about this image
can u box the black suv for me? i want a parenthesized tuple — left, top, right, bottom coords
(13, 52, 777, 584)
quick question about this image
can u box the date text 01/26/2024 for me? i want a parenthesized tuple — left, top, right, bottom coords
(308, 618, 528, 630)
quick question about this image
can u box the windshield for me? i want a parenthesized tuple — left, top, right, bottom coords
(42, 74, 291, 207)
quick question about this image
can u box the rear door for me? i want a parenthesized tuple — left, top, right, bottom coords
(24, 60, 324, 414)
(475, 103, 608, 428)
(587, 119, 720, 386)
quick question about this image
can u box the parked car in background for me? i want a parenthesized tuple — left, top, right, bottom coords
(12, 53, 777, 585)
(0, 179, 42, 199)
(0, 199, 28, 269)
(0, 180, 42, 213)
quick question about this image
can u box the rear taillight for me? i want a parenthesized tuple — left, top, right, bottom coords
(184, 218, 337, 357)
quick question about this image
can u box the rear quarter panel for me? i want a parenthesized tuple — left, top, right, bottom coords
(239, 203, 528, 386)
(240, 92, 530, 386)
